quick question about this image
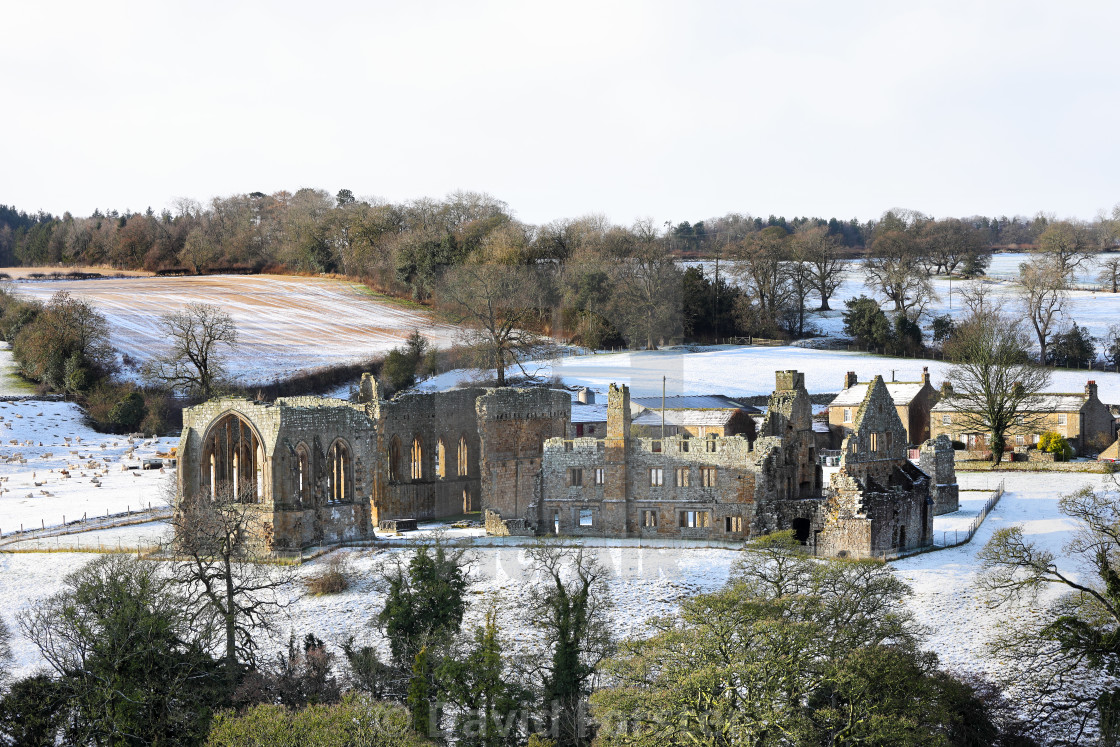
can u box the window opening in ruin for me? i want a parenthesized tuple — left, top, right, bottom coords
(898, 525, 907, 548)
(565, 441, 573, 452)
(295, 444, 311, 507)
(436, 439, 446, 479)
(388, 436, 401, 481)
(706, 437, 717, 453)
(843, 408, 852, 423)
(327, 440, 351, 503)
(457, 436, 468, 476)
(569, 468, 583, 486)
(675, 467, 689, 487)
(650, 468, 664, 487)
(554, 510, 560, 534)
(651, 440, 661, 453)
(679, 510, 709, 529)
(870, 432, 879, 453)
(579, 508, 593, 527)
(792, 518, 810, 543)
(700, 467, 717, 488)
(411, 438, 423, 480)
(202, 412, 262, 504)
(680, 439, 689, 452)
(725, 515, 743, 532)
(642, 510, 657, 528)
(594, 468, 605, 485)
(588, 426, 596, 434)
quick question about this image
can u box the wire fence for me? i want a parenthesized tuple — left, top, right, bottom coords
(0, 504, 170, 547)
(932, 479, 1005, 549)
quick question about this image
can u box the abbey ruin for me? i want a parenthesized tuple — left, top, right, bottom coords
(177, 370, 954, 558)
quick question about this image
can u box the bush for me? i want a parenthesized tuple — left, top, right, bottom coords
(205, 694, 433, 746)
(1048, 323, 1096, 368)
(843, 296, 891, 349)
(304, 554, 350, 595)
(1038, 431, 1073, 461)
(107, 391, 147, 432)
(380, 348, 416, 394)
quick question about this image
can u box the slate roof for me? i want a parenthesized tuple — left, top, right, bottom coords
(931, 393, 1089, 413)
(631, 410, 739, 428)
(570, 403, 609, 424)
(630, 394, 760, 413)
(829, 382, 926, 408)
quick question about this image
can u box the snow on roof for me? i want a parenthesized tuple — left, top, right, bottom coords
(630, 394, 758, 412)
(632, 409, 737, 427)
(829, 382, 926, 407)
(931, 393, 1089, 412)
(570, 403, 609, 423)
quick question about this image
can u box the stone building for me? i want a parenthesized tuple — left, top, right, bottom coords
(177, 374, 569, 551)
(493, 371, 942, 558)
(827, 368, 938, 447)
(178, 369, 946, 559)
(930, 380, 1116, 456)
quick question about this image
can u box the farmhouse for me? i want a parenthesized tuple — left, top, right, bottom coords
(827, 368, 938, 447)
(177, 370, 950, 559)
(929, 380, 1116, 456)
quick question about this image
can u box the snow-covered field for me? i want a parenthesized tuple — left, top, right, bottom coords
(0, 399, 171, 534)
(688, 251, 1120, 343)
(420, 344, 1120, 402)
(11, 274, 462, 385)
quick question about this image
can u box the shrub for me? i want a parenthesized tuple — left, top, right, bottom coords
(107, 391, 147, 432)
(304, 554, 350, 595)
(1038, 431, 1073, 461)
(380, 348, 416, 394)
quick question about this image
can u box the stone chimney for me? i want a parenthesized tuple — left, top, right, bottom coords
(940, 380, 953, 398)
(775, 370, 805, 392)
(1086, 380, 1098, 400)
(922, 366, 930, 386)
(844, 371, 858, 389)
(606, 383, 631, 442)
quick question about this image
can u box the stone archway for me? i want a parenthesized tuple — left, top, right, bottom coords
(201, 412, 266, 503)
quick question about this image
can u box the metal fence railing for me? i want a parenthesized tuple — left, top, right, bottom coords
(933, 479, 1005, 549)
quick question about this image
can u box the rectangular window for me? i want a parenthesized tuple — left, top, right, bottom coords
(680, 439, 689, 452)
(675, 467, 690, 487)
(578, 508, 593, 527)
(870, 432, 879, 453)
(594, 467, 605, 485)
(725, 515, 742, 533)
(642, 510, 657, 528)
(941, 413, 951, 426)
(706, 438, 717, 453)
(700, 467, 718, 487)
(650, 468, 664, 487)
(569, 468, 582, 487)
(1015, 415, 1025, 425)
(680, 510, 710, 529)
(843, 408, 852, 423)
(651, 440, 662, 453)
(1015, 435, 1025, 445)
(1058, 413, 1067, 426)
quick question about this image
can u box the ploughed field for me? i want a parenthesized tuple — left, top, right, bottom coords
(13, 274, 462, 385)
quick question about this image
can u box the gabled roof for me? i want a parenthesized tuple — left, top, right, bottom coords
(931, 393, 1089, 413)
(830, 382, 927, 408)
(630, 394, 760, 413)
(570, 403, 609, 424)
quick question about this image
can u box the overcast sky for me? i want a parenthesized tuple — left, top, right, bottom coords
(2, 1, 1117, 227)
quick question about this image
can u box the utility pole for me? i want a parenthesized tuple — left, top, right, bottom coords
(661, 375, 666, 443)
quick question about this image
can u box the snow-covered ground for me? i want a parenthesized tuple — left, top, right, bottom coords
(11, 274, 461, 385)
(419, 344, 1120, 402)
(0, 399, 172, 535)
(0, 343, 34, 396)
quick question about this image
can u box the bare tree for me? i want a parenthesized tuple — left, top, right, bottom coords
(1018, 258, 1068, 364)
(1036, 220, 1096, 280)
(1098, 257, 1120, 293)
(169, 483, 293, 692)
(795, 225, 845, 311)
(921, 218, 988, 276)
(143, 302, 237, 399)
(525, 542, 614, 747)
(610, 221, 682, 350)
(439, 261, 542, 386)
(957, 279, 996, 318)
(865, 230, 937, 320)
(785, 238, 815, 337)
(943, 310, 1051, 464)
(978, 481, 1120, 743)
(0, 613, 10, 687)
